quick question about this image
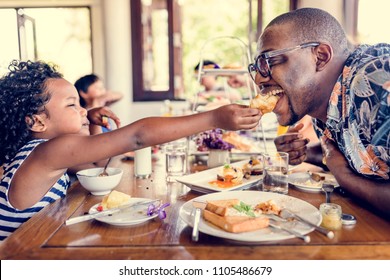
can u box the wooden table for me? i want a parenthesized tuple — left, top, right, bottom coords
(1, 154, 389, 260)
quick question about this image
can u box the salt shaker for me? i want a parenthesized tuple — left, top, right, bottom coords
(134, 147, 152, 178)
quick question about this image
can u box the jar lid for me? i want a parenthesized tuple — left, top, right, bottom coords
(342, 213, 357, 225)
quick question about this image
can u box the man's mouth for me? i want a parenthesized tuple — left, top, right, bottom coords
(260, 86, 284, 97)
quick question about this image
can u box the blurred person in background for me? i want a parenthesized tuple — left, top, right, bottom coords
(74, 74, 123, 109)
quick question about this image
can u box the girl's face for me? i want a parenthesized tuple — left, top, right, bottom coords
(40, 78, 89, 138)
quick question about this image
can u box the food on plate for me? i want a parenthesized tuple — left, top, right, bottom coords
(222, 131, 252, 152)
(254, 199, 281, 215)
(203, 199, 269, 233)
(99, 190, 131, 210)
(205, 199, 240, 216)
(242, 156, 263, 178)
(208, 164, 244, 188)
(250, 93, 280, 114)
(222, 63, 243, 70)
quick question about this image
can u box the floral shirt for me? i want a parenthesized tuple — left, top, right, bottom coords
(313, 43, 390, 180)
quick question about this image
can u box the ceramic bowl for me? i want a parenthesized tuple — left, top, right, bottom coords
(76, 167, 123, 195)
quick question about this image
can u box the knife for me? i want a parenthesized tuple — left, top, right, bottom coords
(280, 209, 334, 239)
(191, 201, 206, 242)
(65, 199, 161, 226)
(269, 221, 310, 243)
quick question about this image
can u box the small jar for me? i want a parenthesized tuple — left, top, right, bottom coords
(320, 203, 342, 230)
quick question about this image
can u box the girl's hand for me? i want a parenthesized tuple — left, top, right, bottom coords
(212, 104, 261, 131)
(274, 123, 310, 165)
(87, 106, 121, 129)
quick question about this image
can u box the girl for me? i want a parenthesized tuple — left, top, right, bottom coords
(0, 60, 261, 240)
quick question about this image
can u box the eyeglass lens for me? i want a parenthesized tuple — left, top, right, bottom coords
(257, 56, 270, 77)
(248, 56, 270, 81)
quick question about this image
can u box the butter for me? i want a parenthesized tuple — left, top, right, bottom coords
(320, 203, 342, 230)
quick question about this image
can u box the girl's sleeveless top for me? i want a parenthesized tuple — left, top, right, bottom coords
(0, 139, 70, 241)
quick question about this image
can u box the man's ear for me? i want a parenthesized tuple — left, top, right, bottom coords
(26, 114, 47, 132)
(314, 43, 333, 71)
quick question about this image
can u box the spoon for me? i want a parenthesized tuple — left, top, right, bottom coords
(98, 157, 112, 177)
(322, 183, 335, 203)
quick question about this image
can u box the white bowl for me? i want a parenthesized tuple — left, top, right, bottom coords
(76, 167, 123, 195)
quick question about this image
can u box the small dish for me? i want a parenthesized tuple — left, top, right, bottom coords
(88, 198, 158, 226)
(175, 160, 262, 193)
(76, 167, 123, 195)
(288, 172, 324, 193)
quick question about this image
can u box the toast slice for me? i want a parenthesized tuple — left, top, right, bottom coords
(205, 199, 240, 216)
(203, 209, 269, 233)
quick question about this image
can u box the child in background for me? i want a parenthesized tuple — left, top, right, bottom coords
(74, 74, 123, 109)
(0, 60, 261, 241)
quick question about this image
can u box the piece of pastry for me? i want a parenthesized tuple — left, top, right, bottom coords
(250, 94, 280, 114)
(100, 190, 131, 210)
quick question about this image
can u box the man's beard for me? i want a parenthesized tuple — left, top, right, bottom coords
(286, 100, 301, 126)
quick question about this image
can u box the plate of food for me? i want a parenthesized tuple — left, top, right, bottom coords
(88, 191, 158, 226)
(179, 190, 321, 243)
(288, 172, 339, 193)
(176, 159, 263, 193)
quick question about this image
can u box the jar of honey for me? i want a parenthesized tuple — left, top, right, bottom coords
(320, 203, 342, 230)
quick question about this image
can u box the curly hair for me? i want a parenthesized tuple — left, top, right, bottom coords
(0, 60, 63, 165)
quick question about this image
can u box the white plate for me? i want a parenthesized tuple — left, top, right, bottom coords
(288, 172, 339, 193)
(176, 160, 262, 193)
(88, 198, 158, 226)
(179, 191, 321, 243)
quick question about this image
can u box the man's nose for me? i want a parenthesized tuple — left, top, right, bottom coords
(254, 71, 271, 85)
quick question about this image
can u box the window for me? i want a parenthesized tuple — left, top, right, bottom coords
(0, 7, 92, 83)
(357, 0, 390, 44)
(131, 0, 294, 102)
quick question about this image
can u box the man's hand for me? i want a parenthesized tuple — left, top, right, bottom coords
(320, 135, 349, 174)
(274, 123, 310, 165)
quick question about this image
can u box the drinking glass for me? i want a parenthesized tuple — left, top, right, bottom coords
(164, 139, 188, 181)
(262, 152, 289, 194)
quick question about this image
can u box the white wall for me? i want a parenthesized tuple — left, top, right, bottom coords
(298, 0, 343, 23)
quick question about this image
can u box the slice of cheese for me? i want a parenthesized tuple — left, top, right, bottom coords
(203, 209, 269, 233)
(101, 190, 131, 209)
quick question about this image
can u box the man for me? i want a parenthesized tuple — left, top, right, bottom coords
(249, 8, 390, 217)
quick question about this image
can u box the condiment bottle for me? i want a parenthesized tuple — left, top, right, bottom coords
(134, 147, 152, 178)
(320, 203, 342, 230)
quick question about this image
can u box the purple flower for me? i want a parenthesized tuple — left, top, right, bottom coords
(195, 129, 234, 151)
(147, 202, 170, 220)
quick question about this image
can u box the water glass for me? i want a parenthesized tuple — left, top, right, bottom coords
(164, 139, 188, 181)
(262, 152, 289, 194)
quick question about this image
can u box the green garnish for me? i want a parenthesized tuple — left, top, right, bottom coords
(233, 201, 255, 217)
(223, 164, 231, 169)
